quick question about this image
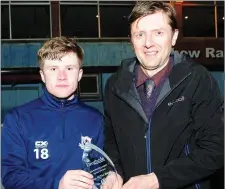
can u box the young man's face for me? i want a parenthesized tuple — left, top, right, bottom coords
(40, 52, 83, 100)
(131, 11, 178, 76)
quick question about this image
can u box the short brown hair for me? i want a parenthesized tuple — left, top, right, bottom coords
(128, 1, 177, 34)
(37, 36, 84, 69)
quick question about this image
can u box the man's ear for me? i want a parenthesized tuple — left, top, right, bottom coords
(172, 29, 179, 46)
(78, 69, 83, 82)
(39, 70, 45, 83)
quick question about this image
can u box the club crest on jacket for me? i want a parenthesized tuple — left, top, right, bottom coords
(79, 136, 92, 152)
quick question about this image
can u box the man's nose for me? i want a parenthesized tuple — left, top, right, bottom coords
(145, 34, 154, 48)
(57, 70, 67, 80)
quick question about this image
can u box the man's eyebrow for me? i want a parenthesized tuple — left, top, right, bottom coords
(46, 65, 58, 68)
(66, 65, 77, 67)
(132, 30, 145, 34)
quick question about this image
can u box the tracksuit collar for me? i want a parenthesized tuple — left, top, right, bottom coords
(41, 87, 79, 110)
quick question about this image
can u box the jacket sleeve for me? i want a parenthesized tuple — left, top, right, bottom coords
(154, 71, 224, 189)
(103, 78, 124, 179)
(1, 111, 60, 189)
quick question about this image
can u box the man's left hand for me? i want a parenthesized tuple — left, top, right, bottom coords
(121, 173, 159, 189)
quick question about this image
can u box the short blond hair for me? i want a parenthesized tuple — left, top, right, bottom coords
(37, 36, 84, 69)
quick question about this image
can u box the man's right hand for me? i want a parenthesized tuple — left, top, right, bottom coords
(58, 170, 94, 189)
(101, 172, 123, 189)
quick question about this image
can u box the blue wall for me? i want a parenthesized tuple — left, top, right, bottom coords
(211, 72, 224, 96)
(1, 42, 134, 68)
(1, 42, 224, 120)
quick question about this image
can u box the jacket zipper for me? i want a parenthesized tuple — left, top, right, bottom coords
(145, 120, 151, 173)
(61, 101, 65, 140)
(145, 73, 192, 174)
(185, 144, 201, 189)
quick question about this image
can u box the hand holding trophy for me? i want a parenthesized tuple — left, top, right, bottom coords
(79, 140, 120, 189)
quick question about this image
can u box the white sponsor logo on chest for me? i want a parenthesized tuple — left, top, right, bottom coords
(34, 141, 49, 160)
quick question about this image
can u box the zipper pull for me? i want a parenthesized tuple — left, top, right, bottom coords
(61, 101, 65, 112)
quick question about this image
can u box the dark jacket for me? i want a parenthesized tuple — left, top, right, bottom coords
(1, 87, 104, 189)
(103, 53, 224, 189)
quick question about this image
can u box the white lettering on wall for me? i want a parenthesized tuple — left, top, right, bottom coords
(173, 48, 201, 58)
(206, 48, 224, 58)
(173, 48, 223, 59)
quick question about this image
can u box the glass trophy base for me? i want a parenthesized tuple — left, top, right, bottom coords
(79, 140, 119, 189)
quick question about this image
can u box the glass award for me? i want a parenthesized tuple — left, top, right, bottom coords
(79, 140, 118, 189)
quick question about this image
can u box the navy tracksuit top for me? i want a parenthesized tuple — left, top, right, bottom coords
(1, 87, 104, 189)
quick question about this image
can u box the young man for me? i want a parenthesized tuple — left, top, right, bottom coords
(103, 1, 224, 189)
(1, 36, 104, 189)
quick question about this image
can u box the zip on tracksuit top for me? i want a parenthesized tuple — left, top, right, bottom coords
(1, 87, 104, 189)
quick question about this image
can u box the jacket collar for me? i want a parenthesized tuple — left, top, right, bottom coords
(41, 87, 79, 110)
(112, 52, 193, 122)
(112, 57, 148, 123)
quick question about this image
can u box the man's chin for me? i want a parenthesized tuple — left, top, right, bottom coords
(54, 93, 75, 100)
(141, 63, 160, 71)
